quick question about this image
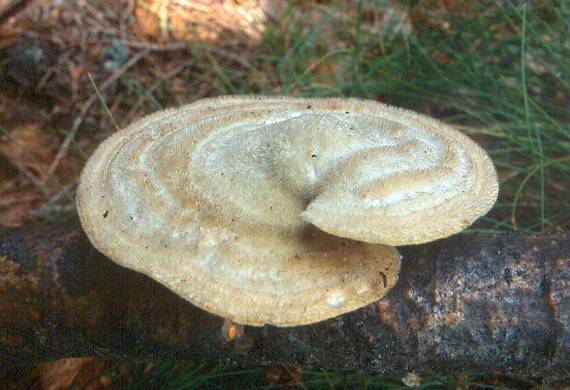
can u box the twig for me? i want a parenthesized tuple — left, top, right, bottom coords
(48, 49, 150, 175)
(1, 156, 49, 196)
(30, 181, 78, 218)
(119, 40, 252, 68)
(0, 125, 69, 200)
(123, 59, 194, 123)
(120, 40, 188, 51)
(0, 0, 34, 25)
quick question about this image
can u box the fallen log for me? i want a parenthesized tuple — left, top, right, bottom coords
(0, 222, 569, 380)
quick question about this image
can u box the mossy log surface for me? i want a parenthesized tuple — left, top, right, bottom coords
(1, 223, 569, 380)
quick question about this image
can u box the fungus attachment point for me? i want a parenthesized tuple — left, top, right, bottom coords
(222, 318, 244, 342)
(77, 96, 498, 326)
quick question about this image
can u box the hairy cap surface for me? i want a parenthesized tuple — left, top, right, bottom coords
(77, 96, 497, 326)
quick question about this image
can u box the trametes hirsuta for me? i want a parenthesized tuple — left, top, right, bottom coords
(77, 96, 498, 327)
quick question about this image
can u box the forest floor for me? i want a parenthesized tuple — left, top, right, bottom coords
(1, 0, 569, 388)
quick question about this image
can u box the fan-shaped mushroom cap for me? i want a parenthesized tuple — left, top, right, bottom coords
(77, 96, 497, 326)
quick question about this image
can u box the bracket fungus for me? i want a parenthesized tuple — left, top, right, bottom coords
(77, 96, 498, 327)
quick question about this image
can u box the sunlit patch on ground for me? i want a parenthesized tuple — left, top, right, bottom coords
(134, 0, 267, 42)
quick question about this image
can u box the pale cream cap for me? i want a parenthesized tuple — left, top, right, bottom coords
(77, 96, 497, 326)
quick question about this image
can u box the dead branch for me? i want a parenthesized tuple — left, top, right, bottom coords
(0, 223, 568, 381)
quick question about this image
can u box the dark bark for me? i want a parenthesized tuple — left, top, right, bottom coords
(0, 222, 569, 380)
